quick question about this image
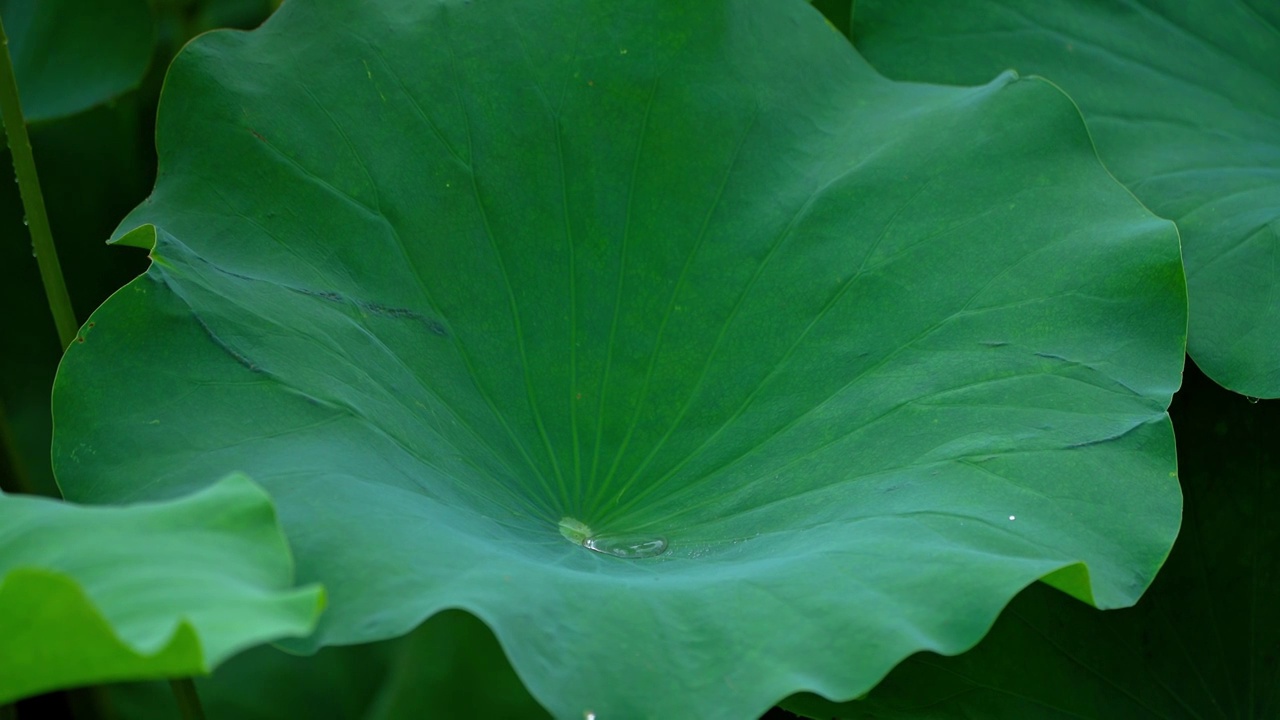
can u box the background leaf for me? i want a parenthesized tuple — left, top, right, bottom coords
(53, 0, 1185, 716)
(0, 0, 153, 123)
(107, 610, 549, 720)
(852, 0, 1280, 397)
(0, 474, 325, 704)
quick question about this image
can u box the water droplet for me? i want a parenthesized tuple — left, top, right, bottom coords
(585, 534, 667, 558)
(558, 517, 667, 559)
(1246, 396, 1260, 404)
(21, 215, 27, 226)
(1008, 515, 1016, 521)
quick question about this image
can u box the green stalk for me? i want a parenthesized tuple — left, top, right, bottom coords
(0, 16, 77, 350)
(169, 679, 207, 720)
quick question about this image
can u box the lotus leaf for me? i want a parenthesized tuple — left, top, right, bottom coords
(0, 0, 153, 122)
(852, 0, 1280, 397)
(52, 0, 1185, 716)
(0, 474, 324, 704)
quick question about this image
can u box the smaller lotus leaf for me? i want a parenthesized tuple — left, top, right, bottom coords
(853, 0, 1280, 397)
(0, 474, 325, 703)
(0, 0, 153, 122)
(53, 0, 1185, 716)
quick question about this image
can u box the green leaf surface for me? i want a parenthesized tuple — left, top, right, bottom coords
(782, 364, 1279, 719)
(852, 0, 1280, 397)
(52, 0, 1185, 716)
(109, 610, 549, 720)
(0, 474, 325, 704)
(0, 0, 153, 122)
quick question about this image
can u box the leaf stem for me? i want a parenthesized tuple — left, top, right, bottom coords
(169, 679, 207, 720)
(0, 16, 77, 350)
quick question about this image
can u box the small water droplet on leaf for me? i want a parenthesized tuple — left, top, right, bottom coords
(584, 534, 667, 559)
(558, 517, 667, 559)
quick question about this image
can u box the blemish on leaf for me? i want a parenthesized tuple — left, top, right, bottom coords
(356, 300, 448, 337)
(362, 301, 419, 319)
(293, 287, 345, 303)
(193, 315, 261, 373)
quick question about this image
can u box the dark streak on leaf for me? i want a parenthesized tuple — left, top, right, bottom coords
(1066, 422, 1146, 449)
(358, 301, 449, 337)
(288, 287, 451, 337)
(292, 287, 344, 303)
(191, 314, 261, 373)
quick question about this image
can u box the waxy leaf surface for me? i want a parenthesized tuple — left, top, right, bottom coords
(0, 475, 324, 703)
(53, 0, 1185, 716)
(853, 0, 1280, 397)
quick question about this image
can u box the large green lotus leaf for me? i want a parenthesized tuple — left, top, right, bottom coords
(852, 0, 1280, 398)
(0, 0, 153, 122)
(0, 474, 325, 704)
(52, 0, 1185, 716)
(782, 364, 1279, 718)
(109, 610, 549, 719)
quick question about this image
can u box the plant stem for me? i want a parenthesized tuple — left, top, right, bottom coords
(0, 16, 77, 350)
(169, 679, 207, 720)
